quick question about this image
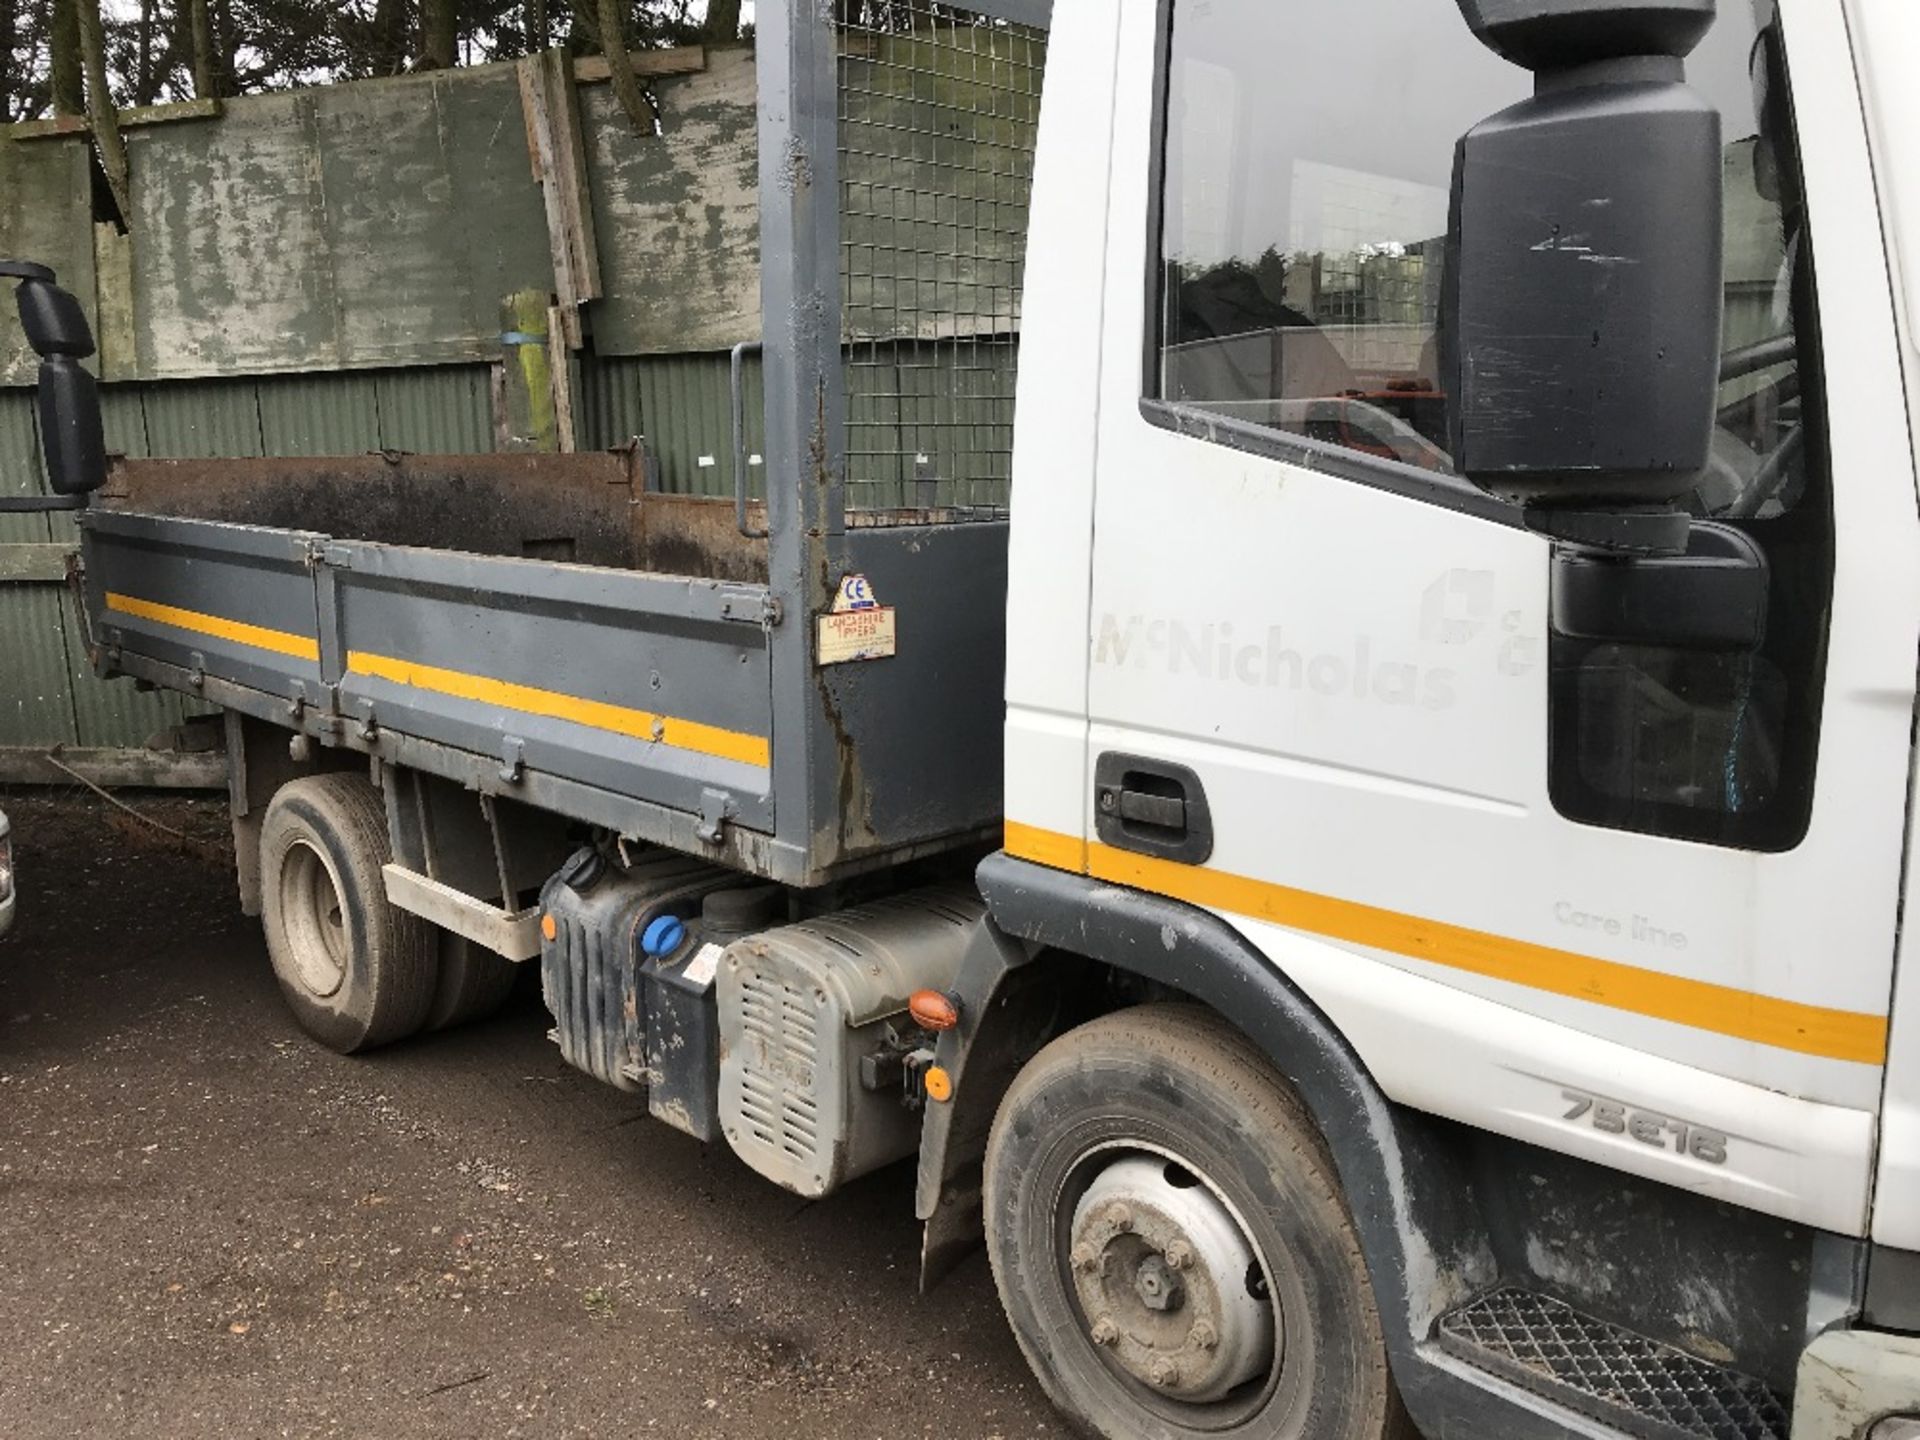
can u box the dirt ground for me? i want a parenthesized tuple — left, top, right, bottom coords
(0, 790, 1057, 1439)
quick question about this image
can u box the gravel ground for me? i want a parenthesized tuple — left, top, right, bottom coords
(0, 790, 1057, 1439)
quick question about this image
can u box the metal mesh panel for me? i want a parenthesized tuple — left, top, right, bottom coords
(838, 3, 1047, 515)
(1437, 1288, 1789, 1440)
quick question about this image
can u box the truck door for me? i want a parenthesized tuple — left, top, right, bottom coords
(1044, 0, 1920, 1237)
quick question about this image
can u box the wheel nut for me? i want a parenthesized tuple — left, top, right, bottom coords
(1109, 1204, 1134, 1233)
(1089, 1317, 1120, 1347)
(1164, 1240, 1194, 1272)
(1070, 1243, 1100, 1274)
(1190, 1320, 1218, 1352)
(1150, 1358, 1181, 1388)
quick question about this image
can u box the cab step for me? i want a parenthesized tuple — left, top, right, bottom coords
(1436, 1286, 1790, 1440)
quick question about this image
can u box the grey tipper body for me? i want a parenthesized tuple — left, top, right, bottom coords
(80, 503, 1008, 891)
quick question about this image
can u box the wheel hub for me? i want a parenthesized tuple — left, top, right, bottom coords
(1068, 1155, 1276, 1403)
(280, 840, 348, 999)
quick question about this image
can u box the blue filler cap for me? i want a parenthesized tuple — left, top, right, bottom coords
(641, 914, 686, 958)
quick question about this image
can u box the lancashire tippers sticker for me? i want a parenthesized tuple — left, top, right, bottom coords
(816, 573, 897, 665)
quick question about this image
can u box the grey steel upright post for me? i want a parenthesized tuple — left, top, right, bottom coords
(757, 0, 849, 875)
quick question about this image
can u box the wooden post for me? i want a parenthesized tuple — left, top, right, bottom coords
(518, 48, 603, 351)
(499, 291, 560, 452)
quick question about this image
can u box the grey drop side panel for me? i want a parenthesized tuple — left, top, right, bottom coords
(81, 511, 327, 705)
(326, 543, 775, 829)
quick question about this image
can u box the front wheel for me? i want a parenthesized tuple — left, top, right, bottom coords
(984, 1004, 1413, 1440)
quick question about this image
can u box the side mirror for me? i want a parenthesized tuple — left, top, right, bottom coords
(3, 260, 107, 499)
(1444, 2, 1722, 544)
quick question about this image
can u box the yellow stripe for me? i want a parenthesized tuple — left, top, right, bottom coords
(1004, 822, 1888, 1066)
(347, 650, 770, 770)
(1004, 820, 1086, 874)
(105, 592, 319, 663)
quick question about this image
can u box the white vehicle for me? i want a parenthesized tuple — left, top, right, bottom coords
(0, 807, 13, 939)
(5, 0, 1917, 1435)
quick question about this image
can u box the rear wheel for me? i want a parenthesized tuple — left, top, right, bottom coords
(423, 931, 519, 1031)
(984, 1004, 1412, 1440)
(260, 774, 437, 1053)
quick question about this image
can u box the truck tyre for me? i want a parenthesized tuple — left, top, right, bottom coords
(984, 1004, 1413, 1440)
(423, 931, 519, 1031)
(259, 774, 437, 1053)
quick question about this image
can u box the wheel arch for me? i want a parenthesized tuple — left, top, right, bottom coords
(921, 852, 1584, 1440)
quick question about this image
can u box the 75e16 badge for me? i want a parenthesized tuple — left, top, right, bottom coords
(1558, 1089, 1728, 1166)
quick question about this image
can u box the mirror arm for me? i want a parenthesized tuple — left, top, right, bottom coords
(1525, 508, 1692, 557)
(1553, 521, 1769, 651)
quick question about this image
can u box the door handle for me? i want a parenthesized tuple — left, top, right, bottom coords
(1094, 753, 1213, 865)
(1115, 788, 1185, 830)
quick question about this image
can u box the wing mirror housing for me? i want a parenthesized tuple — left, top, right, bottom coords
(3, 260, 107, 503)
(1444, 1, 1722, 551)
(1445, 3, 1760, 651)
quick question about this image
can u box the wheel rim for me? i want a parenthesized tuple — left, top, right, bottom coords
(1056, 1141, 1287, 1431)
(278, 839, 349, 999)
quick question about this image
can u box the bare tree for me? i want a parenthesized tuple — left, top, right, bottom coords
(51, 0, 85, 115)
(76, 0, 132, 219)
(188, 0, 216, 97)
(0, 2, 22, 122)
(419, 0, 457, 68)
(15, 0, 708, 115)
(702, 0, 737, 42)
(704, 0, 741, 43)
(571, 0, 653, 132)
(368, 0, 411, 75)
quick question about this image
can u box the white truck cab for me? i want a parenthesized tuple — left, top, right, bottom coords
(988, 0, 1920, 1434)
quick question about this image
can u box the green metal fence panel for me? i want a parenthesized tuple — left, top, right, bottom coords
(373, 366, 495, 454)
(0, 587, 81, 748)
(257, 372, 386, 456)
(0, 394, 75, 748)
(0, 394, 49, 547)
(0, 389, 197, 750)
(576, 356, 648, 453)
(578, 352, 763, 498)
(100, 388, 153, 458)
(140, 379, 269, 458)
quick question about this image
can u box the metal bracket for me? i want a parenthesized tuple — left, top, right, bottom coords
(382, 864, 541, 962)
(356, 698, 379, 742)
(498, 736, 526, 785)
(718, 585, 782, 628)
(187, 650, 207, 689)
(696, 787, 733, 845)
